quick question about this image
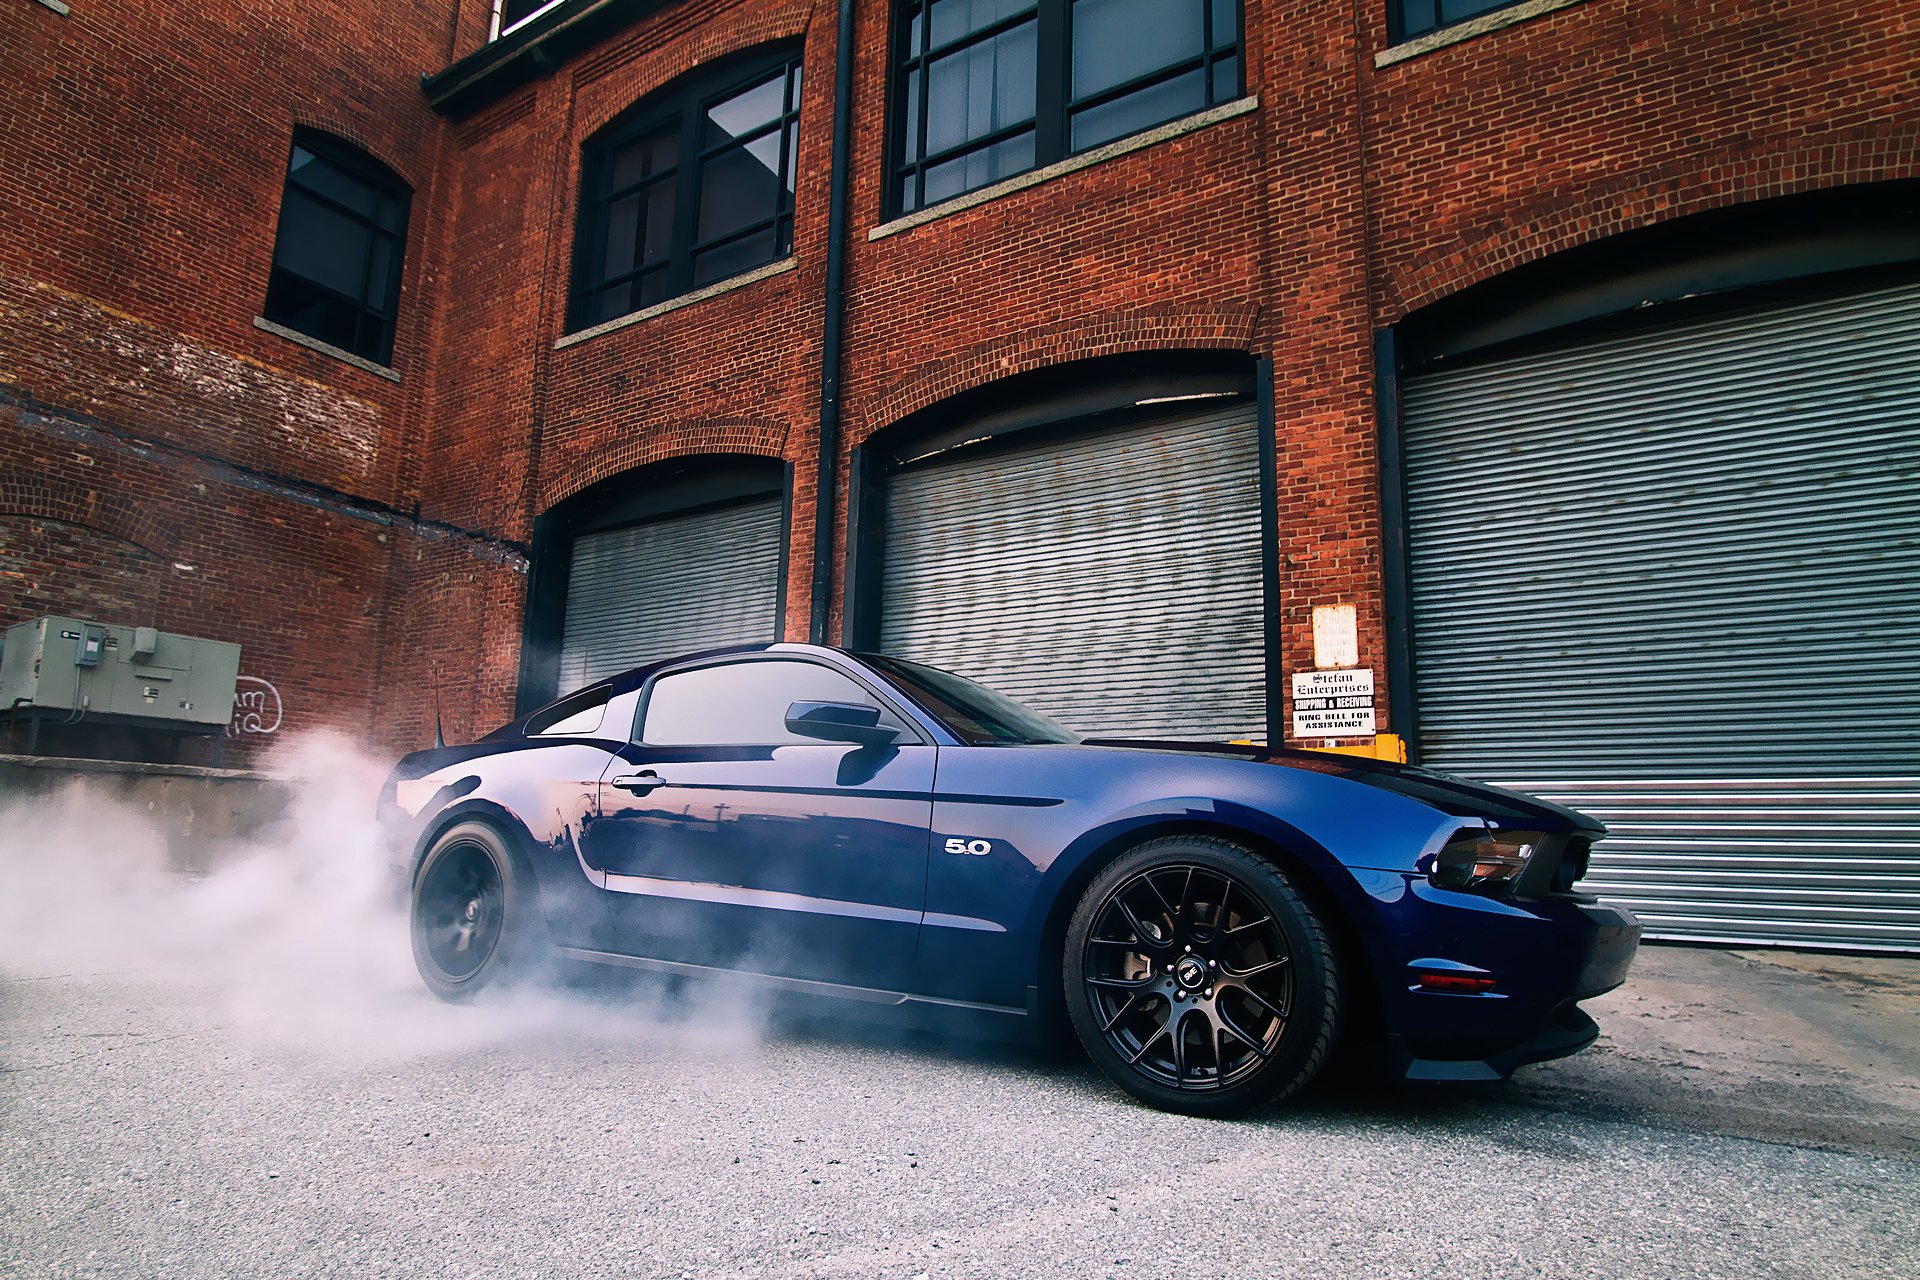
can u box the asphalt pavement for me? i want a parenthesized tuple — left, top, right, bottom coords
(3, 944, 1916, 1280)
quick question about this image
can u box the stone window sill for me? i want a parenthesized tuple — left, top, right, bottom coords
(1375, 0, 1591, 69)
(868, 96, 1261, 243)
(253, 317, 400, 382)
(554, 257, 798, 351)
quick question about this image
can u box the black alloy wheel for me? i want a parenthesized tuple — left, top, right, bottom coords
(410, 821, 527, 1002)
(1065, 836, 1338, 1116)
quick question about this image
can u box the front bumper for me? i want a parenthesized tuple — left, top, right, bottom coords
(1357, 874, 1642, 1082)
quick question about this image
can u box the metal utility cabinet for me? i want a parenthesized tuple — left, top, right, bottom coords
(0, 616, 241, 754)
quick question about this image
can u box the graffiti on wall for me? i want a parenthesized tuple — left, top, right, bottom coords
(226, 676, 283, 738)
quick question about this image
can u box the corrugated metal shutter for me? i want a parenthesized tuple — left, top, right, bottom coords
(1402, 280, 1920, 950)
(881, 403, 1267, 740)
(559, 497, 782, 692)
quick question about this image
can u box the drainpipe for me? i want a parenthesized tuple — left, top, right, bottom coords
(809, 0, 857, 645)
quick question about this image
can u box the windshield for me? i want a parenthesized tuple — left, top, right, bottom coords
(859, 654, 1079, 746)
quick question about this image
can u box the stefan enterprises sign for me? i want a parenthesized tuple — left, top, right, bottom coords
(1291, 668, 1376, 738)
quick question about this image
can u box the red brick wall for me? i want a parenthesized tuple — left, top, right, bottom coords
(6, 0, 1913, 759)
(1, 0, 463, 762)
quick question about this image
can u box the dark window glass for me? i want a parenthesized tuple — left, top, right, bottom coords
(570, 50, 803, 332)
(527, 686, 610, 737)
(1390, 0, 1527, 43)
(890, 0, 1241, 215)
(642, 660, 894, 746)
(263, 131, 411, 365)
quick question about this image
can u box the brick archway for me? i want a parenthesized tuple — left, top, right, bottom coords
(0, 478, 176, 562)
(537, 417, 791, 513)
(1386, 122, 1920, 321)
(573, 0, 817, 136)
(850, 304, 1261, 446)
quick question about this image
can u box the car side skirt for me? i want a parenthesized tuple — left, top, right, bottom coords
(553, 946, 1034, 1019)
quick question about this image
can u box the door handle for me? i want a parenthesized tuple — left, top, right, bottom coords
(610, 770, 666, 795)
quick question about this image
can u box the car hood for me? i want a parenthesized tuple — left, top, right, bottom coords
(1077, 738, 1604, 833)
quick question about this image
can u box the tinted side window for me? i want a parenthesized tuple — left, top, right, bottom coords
(527, 686, 610, 736)
(642, 661, 892, 745)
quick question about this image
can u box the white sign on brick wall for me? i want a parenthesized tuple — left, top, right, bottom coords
(1291, 669, 1376, 738)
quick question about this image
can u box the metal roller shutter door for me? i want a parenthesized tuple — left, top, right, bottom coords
(1402, 280, 1920, 950)
(881, 404, 1267, 741)
(558, 497, 782, 692)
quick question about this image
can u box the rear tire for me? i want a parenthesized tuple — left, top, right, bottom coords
(1064, 835, 1339, 1117)
(410, 821, 533, 1003)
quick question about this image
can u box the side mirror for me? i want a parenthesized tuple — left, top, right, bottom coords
(785, 700, 900, 746)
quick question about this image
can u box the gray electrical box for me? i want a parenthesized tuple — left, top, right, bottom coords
(0, 616, 242, 728)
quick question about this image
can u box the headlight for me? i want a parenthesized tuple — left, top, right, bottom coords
(1430, 827, 1544, 893)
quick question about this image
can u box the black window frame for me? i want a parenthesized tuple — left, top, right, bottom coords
(1388, 0, 1529, 44)
(886, 0, 1243, 218)
(568, 45, 804, 333)
(263, 129, 412, 367)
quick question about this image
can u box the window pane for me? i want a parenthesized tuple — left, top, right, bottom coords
(902, 65, 922, 161)
(376, 194, 405, 234)
(1394, 0, 1517, 39)
(697, 139, 784, 243)
(929, 0, 1034, 51)
(1209, 0, 1237, 47)
(636, 265, 671, 308)
(595, 280, 632, 323)
(273, 189, 375, 300)
(924, 19, 1036, 157)
(610, 124, 678, 191)
(1440, 0, 1514, 25)
(705, 73, 785, 147)
(528, 688, 610, 736)
(264, 273, 360, 352)
(642, 180, 676, 264)
(601, 179, 674, 296)
(287, 148, 378, 218)
(1071, 0, 1205, 102)
(1070, 65, 1205, 151)
(643, 661, 876, 746)
(364, 235, 395, 314)
(1212, 54, 1237, 101)
(602, 193, 642, 278)
(693, 226, 779, 287)
(922, 130, 1033, 204)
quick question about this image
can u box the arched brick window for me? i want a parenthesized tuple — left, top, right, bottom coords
(264, 129, 412, 365)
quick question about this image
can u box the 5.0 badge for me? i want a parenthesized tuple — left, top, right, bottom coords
(943, 837, 993, 856)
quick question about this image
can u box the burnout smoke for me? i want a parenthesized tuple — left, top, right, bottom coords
(0, 732, 770, 1062)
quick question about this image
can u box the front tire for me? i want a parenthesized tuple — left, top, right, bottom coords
(1064, 836, 1339, 1117)
(410, 820, 532, 1003)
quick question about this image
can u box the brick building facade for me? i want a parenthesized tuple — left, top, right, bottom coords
(4, 0, 1916, 946)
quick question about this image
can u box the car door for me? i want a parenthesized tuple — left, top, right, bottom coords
(578, 655, 935, 988)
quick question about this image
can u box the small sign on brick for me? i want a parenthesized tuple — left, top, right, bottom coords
(1291, 669, 1376, 738)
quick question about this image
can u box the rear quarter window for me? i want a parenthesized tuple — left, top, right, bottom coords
(526, 687, 610, 736)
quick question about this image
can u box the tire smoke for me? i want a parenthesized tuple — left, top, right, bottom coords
(0, 732, 772, 1062)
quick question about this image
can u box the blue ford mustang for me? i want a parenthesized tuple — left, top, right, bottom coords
(381, 643, 1639, 1116)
